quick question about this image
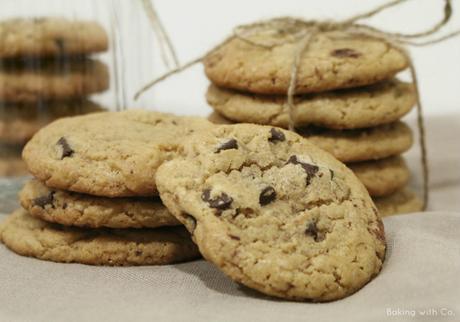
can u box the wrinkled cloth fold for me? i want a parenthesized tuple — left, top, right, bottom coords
(0, 211, 459, 322)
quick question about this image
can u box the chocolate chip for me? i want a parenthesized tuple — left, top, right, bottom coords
(201, 189, 233, 211)
(329, 169, 335, 180)
(268, 128, 285, 143)
(57, 137, 74, 159)
(215, 139, 238, 153)
(211, 194, 233, 210)
(305, 222, 320, 242)
(286, 155, 319, 185)
(228, 234, 241, 241)
(135, 250, 143, 256)
(331, 48, 361, 58)
(33, 192, 55, 208)
(259, 186, 276, 206)
(201, 189, 211, 201)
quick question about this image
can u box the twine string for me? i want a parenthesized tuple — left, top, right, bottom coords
(408, 60, 429, 208)
(141, 0, 179, 69)
(339, 28, 429, 208)
(344, 0, 411, 24)
(136, 0, 460, 211)
(133, 36, 235, 100)
(287, 28, 319, 131)
(399, 29, 460, 46)
(387, 0, 452, 39)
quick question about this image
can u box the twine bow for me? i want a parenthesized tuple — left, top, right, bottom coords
(137, 0, 460, 211)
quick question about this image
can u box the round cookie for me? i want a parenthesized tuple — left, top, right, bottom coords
(0, 18, 108, 59)
(0, 144, 28, 177)
(0, 100, 104, 144)
(23, 110, 213, 197)
(349, 156, 410, 197)
(0, 58, 109, 103)
(207, 111, 234, 125)
(20, 179, 180, 229)
(204, 20, 408, 94)
(0, 209, 200, 266)
(301, 122, 413, 163)
(156, 124, 385, 301)
(374, 189, 423, 217)
(206, 80, 415, 129)
(209, 113, 413, 163)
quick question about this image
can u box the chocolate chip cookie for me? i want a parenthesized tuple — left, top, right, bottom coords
(20, 179, 180, 229)
(0, 209, 200, 266)
(206, 80, 415, 129)
(23, 110, 213, 197)
(156, 124, 385, 301)
(207, 111, 234, 125)
(0, 17, 108, 58)
(374, 189, 423, 217)
(0, 58, 109, 103)
(204, 21, 408, 94)
(349, 156, 410, 197)
(301, 122, 413, 162)
(209, 114, 413, 163)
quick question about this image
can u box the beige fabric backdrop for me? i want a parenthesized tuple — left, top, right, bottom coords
(1, 211, 459, 322)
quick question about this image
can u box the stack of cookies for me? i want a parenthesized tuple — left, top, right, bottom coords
(204, 27, 423, 216)
(0, 109, 386, 301)
(0, 17, 110, 177)
(0, 110, 212, 265)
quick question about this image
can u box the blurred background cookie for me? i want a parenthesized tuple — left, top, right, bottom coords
(0, 17, 108, 59)
(0, 16, 110, 179)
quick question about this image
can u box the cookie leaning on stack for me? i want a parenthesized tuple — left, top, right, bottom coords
(0, 110, 213, 266)
(156, 124, 385, 301)
(204, 27, 422, 216)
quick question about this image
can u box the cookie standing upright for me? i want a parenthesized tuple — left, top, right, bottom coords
(23, 110, 214, 197)
(156, 124, 385, 301)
